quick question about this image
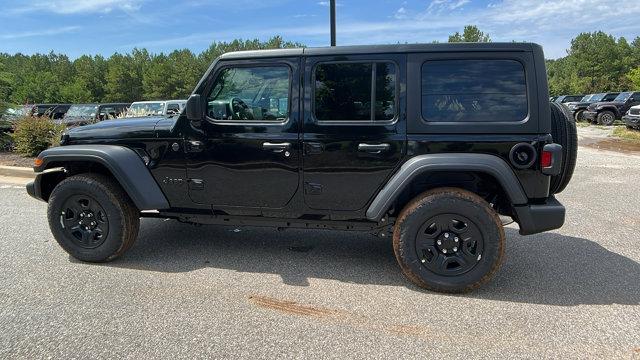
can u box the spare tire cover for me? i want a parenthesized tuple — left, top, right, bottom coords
(549, 102, 577, 194)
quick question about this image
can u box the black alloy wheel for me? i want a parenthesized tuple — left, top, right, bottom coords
(416, 214, 484, 276)
(60, 194, 110, 249)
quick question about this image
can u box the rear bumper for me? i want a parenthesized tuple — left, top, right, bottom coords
(513, 196, 565, 235)
(582, 111, 598, 121)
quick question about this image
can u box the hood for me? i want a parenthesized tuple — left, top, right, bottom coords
(587, 101, 624, 111)
(65, 116, 167, 142)
(566, 101, 591, 107)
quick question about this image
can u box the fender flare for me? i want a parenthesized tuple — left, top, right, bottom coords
(597, 106, 620, 118)
(366, 153, 528, 221)
(35, 145, 169, 210)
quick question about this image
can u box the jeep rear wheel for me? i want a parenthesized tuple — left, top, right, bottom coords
(393, 188, 505, 293)
(597, 111, 616, 126)
(47, 173, 140, 262)
(574, 109, 585, 122)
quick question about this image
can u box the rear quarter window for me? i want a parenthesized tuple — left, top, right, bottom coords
(421, 59, 528, 123)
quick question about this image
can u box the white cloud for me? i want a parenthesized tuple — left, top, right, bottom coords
(393, 7, 407, 20)
(13, 0, 142, 14)
(116, 0, 640, 59)
(317, 1, 342, 7)
(426, 0, 469, 14)
(1, 26, 81, 39)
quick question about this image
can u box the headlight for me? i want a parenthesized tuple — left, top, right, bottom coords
(568, 105, 577, 109)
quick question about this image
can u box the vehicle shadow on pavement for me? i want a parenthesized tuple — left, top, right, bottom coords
(98, 219, 639, 306)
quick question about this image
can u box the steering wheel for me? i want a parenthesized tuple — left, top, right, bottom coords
(231, 98, 253, 120)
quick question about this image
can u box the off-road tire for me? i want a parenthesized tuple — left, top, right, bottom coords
(393, 188, 505, 293)
(573, 109, 585, 122)
(597, 110, 616, 126)
(549, 102, 577, 194)
(47, 173, 140, 262)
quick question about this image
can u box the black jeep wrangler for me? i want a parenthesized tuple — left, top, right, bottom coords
(582, 91, 640, 125)
(566, 92, 619, 121)
(27, 43, 576, 293)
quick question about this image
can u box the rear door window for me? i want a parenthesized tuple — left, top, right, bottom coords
(313, 61, 397, 123)
(421, 59, 528, 122)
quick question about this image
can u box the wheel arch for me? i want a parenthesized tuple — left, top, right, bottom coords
(366, 153, 528, 221)
(33, 145, 169, 210)
(597, 106, 619, 118)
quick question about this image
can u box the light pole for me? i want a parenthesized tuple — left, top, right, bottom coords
(330, 0, 336, 46)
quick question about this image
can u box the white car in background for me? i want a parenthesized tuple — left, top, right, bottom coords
(623, 104, 640, 130)
(124, 100, 186, 118)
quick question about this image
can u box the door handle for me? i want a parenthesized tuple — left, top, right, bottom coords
(262, 142, 291, 153)
(358, 143, 390, 153)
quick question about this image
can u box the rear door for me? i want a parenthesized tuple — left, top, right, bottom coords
(302, 54, 406, 211)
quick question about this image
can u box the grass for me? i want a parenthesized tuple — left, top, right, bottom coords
(576, 122, 590, 128)
(612, 126, 640, 144)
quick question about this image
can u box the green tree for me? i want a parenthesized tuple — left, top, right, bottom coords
(627, 67, 640, 88)
(104, 53, 143, 102)
(448, 25, 491, 43)
(567, 31, 630, 93)
(0, 58, 13, 112)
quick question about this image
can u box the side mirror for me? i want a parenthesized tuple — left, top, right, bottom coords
(186, 94, 203, 121)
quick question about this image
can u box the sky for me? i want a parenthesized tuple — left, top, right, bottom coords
(0, 0, 639, 60)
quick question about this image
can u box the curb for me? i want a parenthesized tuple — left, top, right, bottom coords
(0, 165, 34, 179)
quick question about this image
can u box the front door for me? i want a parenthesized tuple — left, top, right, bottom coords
(186, 58, 300, 209)
(302, 54, 406, 212)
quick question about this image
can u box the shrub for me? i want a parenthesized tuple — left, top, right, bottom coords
(12, 116, 65, 157)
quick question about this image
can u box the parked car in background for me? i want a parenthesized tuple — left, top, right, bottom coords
(583, 91, 640, 125)
(550, 96, 558, 102)
(554, 95, 584, 104)
(57, 103, 130, 127)
(124, 100, 186, 118)
(1, 106, 28, 132)
(27, 104, 71, 119)
(622, 105, 640, 130)
(565, 93, 619, 121)
(1, 106, 26, 122)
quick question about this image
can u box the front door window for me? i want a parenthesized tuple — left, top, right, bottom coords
(206, 66, 290, 122)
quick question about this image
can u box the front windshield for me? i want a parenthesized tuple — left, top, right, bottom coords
(125, 102, 165, 117)
(590, 93, 606, 102)
(580, 95, 593, 102)
(613, 92, 632, 102)
(65, 105, 98, 118)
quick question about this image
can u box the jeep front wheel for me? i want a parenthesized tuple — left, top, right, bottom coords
(597, 111, 616, 126)
(393, 188, 505, 293)
(47, 173, 140, 262)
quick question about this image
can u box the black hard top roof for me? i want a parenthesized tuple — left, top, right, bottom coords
(218, 42, 540, 60)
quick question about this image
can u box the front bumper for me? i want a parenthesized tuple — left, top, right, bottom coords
(583, 111, 598, 122)
(623, 115, 640, 128)
(26, 174, 44, 202)
(513, 196, 565, 235)
(26, 167, 65, 202)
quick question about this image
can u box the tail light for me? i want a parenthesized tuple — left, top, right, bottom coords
(541, 144, 562, 176)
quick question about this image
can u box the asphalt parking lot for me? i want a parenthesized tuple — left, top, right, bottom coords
(1, 141, 639, 358)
